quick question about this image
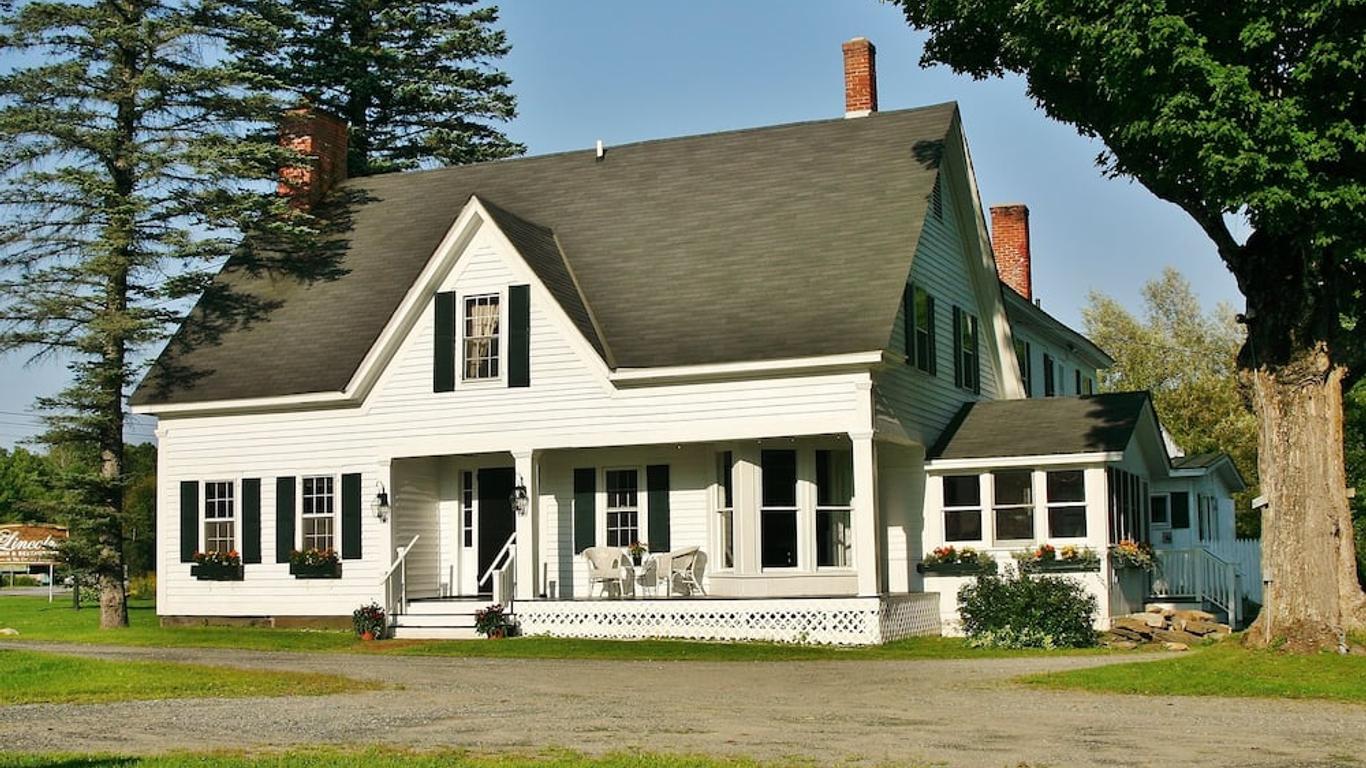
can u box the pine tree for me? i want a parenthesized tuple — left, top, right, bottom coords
(0, 0, 320, 628)
(230, 0, 524, 177)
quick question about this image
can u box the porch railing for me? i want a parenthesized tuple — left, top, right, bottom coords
(479, 532, 516, 605)
(1152, 547, 1240, 626)
(380, 534, 421, 617)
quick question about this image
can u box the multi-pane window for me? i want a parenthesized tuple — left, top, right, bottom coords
(462, 294, 500, 380)
(461, 471, 474, 548)
(1199, 494, 1219, 541)
(1015, 339, 1032, 395)
(953, 307, 980, 393)
(1043, 353, 1056, 396)
(760, 449, 798, 568)
(815, 449, 853, 568)
(1107, 467, 1149, 544)
(905, 284, 936, 374)
(942, 475, 982, 542)
(300, 475, 335, 552)
(203, 481, 235, 554)
(1046, 470, 1087, 538)
(715, 452, 734, 569)
(605, 468, 639, 547)
(993, 470, 1034, 542)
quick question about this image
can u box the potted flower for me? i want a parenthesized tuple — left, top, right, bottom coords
(290, 547, 342, 579)
(190, 550, 244, 581)
(1020, 544, 1101, 572)
(918, 545, 997, 576)
(352, 601, 386, 640)
(474, 603, 515, 639)
(1110, 539, 1155, 571)
(627, 540, 648, 566)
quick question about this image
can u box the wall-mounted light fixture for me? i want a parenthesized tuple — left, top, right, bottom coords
(510, 479, 530, 516)
(372, 483, 391, 522)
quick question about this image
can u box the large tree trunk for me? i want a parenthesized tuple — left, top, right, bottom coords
(1244, 346, 1366, 652)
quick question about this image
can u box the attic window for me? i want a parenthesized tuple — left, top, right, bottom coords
(463, 294, 501, 380)
(930, 176, 944, 220)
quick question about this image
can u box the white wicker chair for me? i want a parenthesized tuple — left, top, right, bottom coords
(661, 546, 707, 596)
(583, 546, 629, 598)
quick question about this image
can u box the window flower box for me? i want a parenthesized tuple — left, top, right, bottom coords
(1016, 544, 1100, 573)
(192, 551, 243, 581)
(1110, 539, 1155, 571)
(289, 548, 341, 579)
(917, 561, 997, 576)
(917, 546, 998, 576)
(1025, 559, 1100, 573)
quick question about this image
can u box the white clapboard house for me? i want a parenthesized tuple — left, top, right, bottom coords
(133, 38, 1247, 643)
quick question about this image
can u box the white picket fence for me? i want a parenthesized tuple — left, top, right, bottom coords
(1207, 538, 1264, 605)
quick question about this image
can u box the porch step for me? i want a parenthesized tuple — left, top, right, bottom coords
(390, 625, 481, 640)
(403, 599, 487, 616)
(391, 612, 478, 629)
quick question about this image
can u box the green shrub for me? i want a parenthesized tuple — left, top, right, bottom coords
(128, 572, 156, 601)
(7, 574, 40, 587)
(958, 569, 1098, 648)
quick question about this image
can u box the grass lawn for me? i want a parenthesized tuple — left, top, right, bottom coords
(1021, 640, 1366, 703)
(0, 648, 376, 705)
(1, 595, 1109, 661)
(0, 749, 828, 768)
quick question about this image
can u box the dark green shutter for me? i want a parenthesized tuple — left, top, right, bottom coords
(508, 284, 530, 388)
(952, 307, 963, 388)
(179, 481, 198, 563)
(341, 473, 362, 560)
(241, 478, 261, 564)
(902, 285, 914, 364)
(1171, 491, 1191, 529)
(275, 476, 295, 563)
(970, 315, 981, 395)
(647, 465, 671, 552)
(434, 291, 456, 392)
(926, 294, 938, 376)
(573, 468, 596, 554)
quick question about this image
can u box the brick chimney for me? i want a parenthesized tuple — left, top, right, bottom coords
(278, 107, 348, 209)
(842, 37, 877, 117)
(990, 204, 1032, 300)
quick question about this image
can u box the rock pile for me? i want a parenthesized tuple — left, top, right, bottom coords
(1106, 605, 1231, 651)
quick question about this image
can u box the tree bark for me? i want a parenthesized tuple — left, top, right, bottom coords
(1244, 346, 1366, 651)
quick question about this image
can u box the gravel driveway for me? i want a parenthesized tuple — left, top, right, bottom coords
(1, 642, 1362, 767)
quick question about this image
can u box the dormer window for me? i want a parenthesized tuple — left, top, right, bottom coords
(463, 294, 501, 380)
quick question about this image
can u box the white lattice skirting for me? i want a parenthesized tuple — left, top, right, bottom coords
(514, 593, 942, 645)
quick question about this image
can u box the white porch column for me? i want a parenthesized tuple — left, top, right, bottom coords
(513, 449, 540, 600)
(852, 431, 882, 596)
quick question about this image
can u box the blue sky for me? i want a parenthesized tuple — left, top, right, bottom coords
(0, 0, 1244, 448)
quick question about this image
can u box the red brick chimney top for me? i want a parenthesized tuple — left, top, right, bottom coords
(990, 204, 1032, 300)
(842, 38, 877, 117)
(278, 107, 349, 210)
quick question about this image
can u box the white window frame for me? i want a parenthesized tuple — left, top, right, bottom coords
(759, 448, 801, 571)
(602, 466, 643, 549)
(712, 450, 735, 571)
(201, 479, 238, 555)
(1044, 469, 1088, 540)
(298, 474, 338, 554)
(461, 470, 476, 550)
(1150, 491, 1171, 529)
(991, 469, 1035, 546)
(460, 291, 504, 384)
(814, 448, 854, 570)
(941, 473, 985, 544)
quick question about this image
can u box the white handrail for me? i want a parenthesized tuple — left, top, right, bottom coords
(1152, 547, 1239, 626)
(381, 534, 421, 583)
(479, 532, 517, 589)
(380, 534, 420, 617)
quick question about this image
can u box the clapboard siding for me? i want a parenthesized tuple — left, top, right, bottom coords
(876, 167, 1001, 448)
(1013, 326, 1097, 398)
(155, 224, 866, 618)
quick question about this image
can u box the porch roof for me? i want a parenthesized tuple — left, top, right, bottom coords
(928, 391, 1154, 461)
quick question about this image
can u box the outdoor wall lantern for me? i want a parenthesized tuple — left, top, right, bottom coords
(372, 484, 391, 522)
(510, 480, 530, 517)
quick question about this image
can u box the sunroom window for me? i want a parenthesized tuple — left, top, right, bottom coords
(992, 470, 1034, 542)
(815, 449, 853, 567)
(942, 475, 982, 542)
(1046, 470, 1087, 538)
(760, 449, 798, 568)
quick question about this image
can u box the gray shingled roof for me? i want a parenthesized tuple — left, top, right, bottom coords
(133, 104, 957, 406)
(929, 391, 1153, 460)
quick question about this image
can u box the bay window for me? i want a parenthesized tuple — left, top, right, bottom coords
(815, 449, 853, 567)
(760, 449, 798, 568)
(715, 451, 734, 569)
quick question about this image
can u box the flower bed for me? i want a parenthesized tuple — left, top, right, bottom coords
(290, 548, 342, 579)
(191, 550, 243, 581)
(917, 546, 998, 576)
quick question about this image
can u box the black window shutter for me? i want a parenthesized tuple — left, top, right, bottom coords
(1171, 491, 1191, 529)
(573, 468, 596, 554)
(646, 465, 671, 552)
(508, 284, 530, 388)
(971, 315, 981, 395)
(952, 307, 963, 388)
(241, 478, 261, 564)
(434, 292, 456, 392)
(179, 481, 198, 563)
(275, 476, 295, 563)
(927, 294, 938, 376)
(341, 472, 362, 560)
(902, 285, 914, 364)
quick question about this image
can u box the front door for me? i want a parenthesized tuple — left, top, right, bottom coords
(476, 467, 516, 594)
